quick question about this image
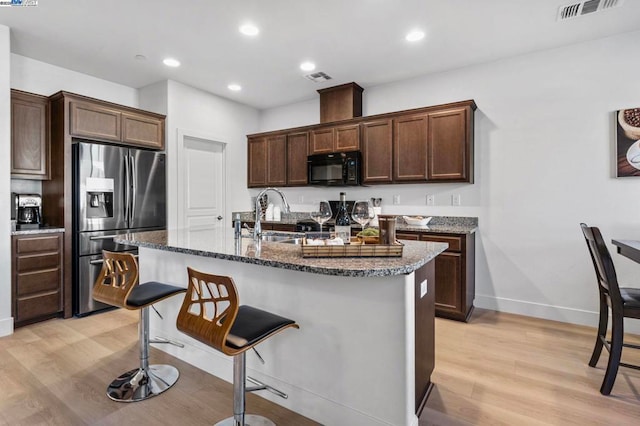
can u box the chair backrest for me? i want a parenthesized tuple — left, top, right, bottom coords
(92, 251, 139, 309)
(580, 223, 623, 307)
(176, 267, 239, 356)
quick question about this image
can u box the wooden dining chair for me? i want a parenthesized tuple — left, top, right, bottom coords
(176, 267, 299, 425)
(93, 251, 186, 402)
(580, 223, 640, 395)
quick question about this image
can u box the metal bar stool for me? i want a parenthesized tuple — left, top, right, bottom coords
(176, 267, 299, 426)
(93, 250, 186, 402)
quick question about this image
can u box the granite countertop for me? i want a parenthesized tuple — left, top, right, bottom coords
(11, 226, 65, 236)
(114, 228, 448, 278)
(233, 211, 478, 234)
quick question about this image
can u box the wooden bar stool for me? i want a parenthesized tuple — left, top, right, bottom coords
(93, 250, 186, 402)
(176, 267, 299, 426)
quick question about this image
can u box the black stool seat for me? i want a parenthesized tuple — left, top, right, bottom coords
(226, 305, 297, 350)
(621, 287, 640, 309)
(127, 282, 186, 308)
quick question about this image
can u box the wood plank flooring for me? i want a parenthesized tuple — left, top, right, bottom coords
(1, 308, 639, 425)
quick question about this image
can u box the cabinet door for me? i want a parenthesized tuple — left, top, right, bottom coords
(267, 134, 287, 186)
(69, 101, 122, 142)
(11, 91, 49, 179)
(427, 107, 469, 181)
(335, 123, 360, 152)
(247, 137, 267, 187)
(309, 128, 335, 154)
(431, 251, 462, 314)
(362, 120, 393, 183)
(122, 112, 164, 149)
(393, 114, 428, 181)
(287, 132, 309, 186)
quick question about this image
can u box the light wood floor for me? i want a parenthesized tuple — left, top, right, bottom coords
(1, 308, 639, 426)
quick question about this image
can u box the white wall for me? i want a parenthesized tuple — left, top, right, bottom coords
(0, 26, 12, 337)
(257, 30, 640, 329)
(10, 54, 138, 106)
(160, 80, 260, 230)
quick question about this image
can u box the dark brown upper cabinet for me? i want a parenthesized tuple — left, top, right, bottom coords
(362, 119, 393, 184)
(11, 90, 50, 180)
(65, 93, 165, 150)
(287, 131, 309, 186)
(247, 134, 287, 188)
(427, 107, 473, 182)
(393, 114, 429, 182)
(309, 123, 360, 155)
(247, 99, 476, 187)
(266, 134, 287, 186)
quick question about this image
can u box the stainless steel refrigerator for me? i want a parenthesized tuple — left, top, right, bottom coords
(73, 142, 166, 316)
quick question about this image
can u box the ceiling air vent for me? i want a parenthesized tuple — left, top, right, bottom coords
(305, 72, 332, 83)
(557, 0, 623, 21)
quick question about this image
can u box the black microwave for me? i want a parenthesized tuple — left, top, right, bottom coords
(307, 151, 361, 186)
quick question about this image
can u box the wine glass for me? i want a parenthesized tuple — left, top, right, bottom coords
(310, 200, 332, 233)
(351, 200, 374, 234)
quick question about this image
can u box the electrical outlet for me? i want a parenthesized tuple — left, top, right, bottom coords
(452, 194, 461, 206)
(426, 194, 435, 206)
(298, 195, 304, 204)
(393, 195, 400, 205)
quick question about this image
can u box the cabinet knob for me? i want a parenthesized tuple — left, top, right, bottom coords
(217, 215, 223, 221)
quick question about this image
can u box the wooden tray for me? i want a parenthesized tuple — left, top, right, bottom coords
(301, 240, 403, 258)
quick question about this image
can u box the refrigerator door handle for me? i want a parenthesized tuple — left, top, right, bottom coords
(124, 153, 130, 228)
(130, 154, 136, 225)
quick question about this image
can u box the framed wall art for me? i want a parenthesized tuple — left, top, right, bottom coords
(617, 107, 640, 177)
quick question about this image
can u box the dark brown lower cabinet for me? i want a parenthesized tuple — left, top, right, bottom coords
(12, 232, 64, 327)
(397, 231, 475, 322)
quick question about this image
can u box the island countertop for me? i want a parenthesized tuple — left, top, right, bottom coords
(114, 228, 448, 277)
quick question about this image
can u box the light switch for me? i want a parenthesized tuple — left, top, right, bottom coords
(452, 194, 461, 206)
(426, 194, 435, 206)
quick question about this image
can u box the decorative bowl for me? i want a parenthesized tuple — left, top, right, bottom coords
(403, 216, 432, 226)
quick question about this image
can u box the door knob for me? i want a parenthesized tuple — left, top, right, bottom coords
(217, 215, 223, 220)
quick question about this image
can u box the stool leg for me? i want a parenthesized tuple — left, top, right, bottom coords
(215, 352, 275, 426)
(106, 307, 180, 402)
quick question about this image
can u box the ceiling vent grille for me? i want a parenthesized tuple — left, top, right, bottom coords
(305, 72, 332, 83)
(557, 0, 623, 21)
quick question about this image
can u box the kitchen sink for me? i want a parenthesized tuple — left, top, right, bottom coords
(260, 232, 304, 245)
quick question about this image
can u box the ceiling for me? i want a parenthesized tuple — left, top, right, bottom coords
(1, 0, 640, 110)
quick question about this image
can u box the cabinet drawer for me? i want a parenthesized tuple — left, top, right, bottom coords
(16, 269, 61, 296)
(16, 253, 61, 272)
(396, 232, 420, 241)
(16, 292, 61, 322)
(420, 235, 462, 252)
(16, 235, 61, 254)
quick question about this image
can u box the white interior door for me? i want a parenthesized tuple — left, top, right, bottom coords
(177, 132, 226, 230)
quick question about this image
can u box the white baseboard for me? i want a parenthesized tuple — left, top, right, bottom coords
(475, 295, 640, 335)
(0, 316, 14, 337)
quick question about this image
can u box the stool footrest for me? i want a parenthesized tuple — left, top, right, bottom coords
(150, 336, 184, 348)
(247, 376, 288, 399)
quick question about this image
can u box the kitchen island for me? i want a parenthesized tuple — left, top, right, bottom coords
(115, 228, 448, 426)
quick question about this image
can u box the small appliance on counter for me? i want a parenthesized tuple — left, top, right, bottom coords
(12, 193, 42, 229)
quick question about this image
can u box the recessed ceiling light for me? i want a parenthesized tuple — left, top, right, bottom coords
(228, 84, 242, 91)
(239, 24, 259, 36)
(405, 30, 425, 42)
(300, 61, 316, 72)
(163, 58, 181, 67)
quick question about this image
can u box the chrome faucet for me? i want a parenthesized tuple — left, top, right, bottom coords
(254, 187, 291, 241)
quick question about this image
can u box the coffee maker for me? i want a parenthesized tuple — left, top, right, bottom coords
(13, 193, 42, 229)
